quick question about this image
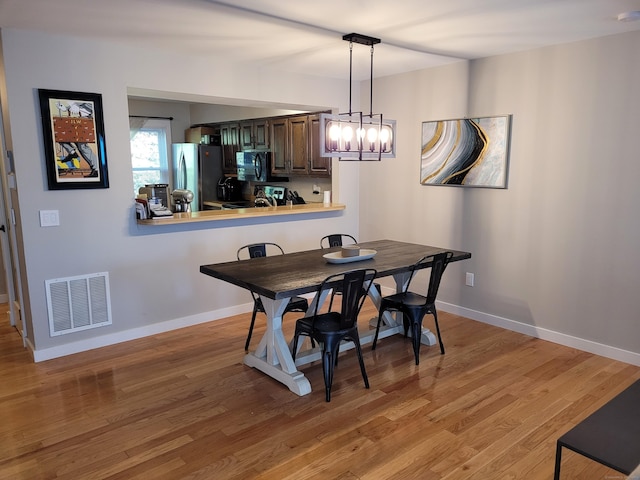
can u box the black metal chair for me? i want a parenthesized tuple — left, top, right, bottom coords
(320, 234, 380, 310)
(372, 252, 453, 365)
(292, 268, 377, 402)
(320, 233, 358, 249)
(237, 243, 309, 351)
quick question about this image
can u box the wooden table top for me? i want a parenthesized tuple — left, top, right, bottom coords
(200, 239, 471, 300)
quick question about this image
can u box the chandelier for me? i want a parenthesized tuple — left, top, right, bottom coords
(319, 33, 396, 161)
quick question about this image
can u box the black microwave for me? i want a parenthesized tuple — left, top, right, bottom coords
(236, 152, 288, 182)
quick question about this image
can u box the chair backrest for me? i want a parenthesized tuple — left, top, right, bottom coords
(404, 252, 454, 303)
(237, 242, 285, 260)
(315, 268, 377, 329)
(320, 234, 357, 249)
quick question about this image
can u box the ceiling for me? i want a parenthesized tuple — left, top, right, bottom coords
(1, 0, 640, 81)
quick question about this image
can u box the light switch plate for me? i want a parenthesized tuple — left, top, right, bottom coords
(465, 272, 475, 287)
(40, 210, 60, 227)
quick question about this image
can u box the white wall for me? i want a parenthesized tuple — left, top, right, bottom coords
(360, 31, 640, 361)
(0, 28, 359, 358)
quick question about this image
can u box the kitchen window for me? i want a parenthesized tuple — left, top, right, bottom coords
(129, 117, 172, 197)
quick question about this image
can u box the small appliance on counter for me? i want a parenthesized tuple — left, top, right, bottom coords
(216, 176, 243, 202)
(172, 189, 194, 212)
(253, 185, 306, 206)
(138, 184, 170, 209)
(262, 185, 287, 205)
(253, 190, 273, 208)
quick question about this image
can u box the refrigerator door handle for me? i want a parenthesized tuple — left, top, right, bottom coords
(178, 151, 187, 190)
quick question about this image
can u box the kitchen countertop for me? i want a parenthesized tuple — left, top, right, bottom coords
(136, 202, 345, 225)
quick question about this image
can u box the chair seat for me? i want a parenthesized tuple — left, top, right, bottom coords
(381, 291, 429, 309)
(296, 312, 350, 335)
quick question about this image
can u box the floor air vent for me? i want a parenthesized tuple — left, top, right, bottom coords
(46, 272, 112, 336)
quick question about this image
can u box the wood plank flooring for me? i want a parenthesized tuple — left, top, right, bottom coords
(0, 302, 638, 479)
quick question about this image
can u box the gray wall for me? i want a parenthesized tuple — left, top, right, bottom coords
(360, 31, 640, 359)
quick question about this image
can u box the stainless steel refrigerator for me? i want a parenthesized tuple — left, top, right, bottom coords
(172, 143, 223, 212)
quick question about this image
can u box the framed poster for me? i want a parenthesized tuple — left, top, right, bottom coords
(38, 89, 109, 189)
(420, 115, 511, 188)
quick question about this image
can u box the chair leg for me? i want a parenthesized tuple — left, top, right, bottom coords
(431, 310, 445, 355)
(352, 336, 370, 389)
(411, 318, 422, 365)
(372, 309, 385, 350)
(321, 347, 336, 402)
(291, 330, 302, 362)
(245, 305, 259, 351)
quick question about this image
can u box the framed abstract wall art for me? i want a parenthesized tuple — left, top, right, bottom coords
(38, 89, 110, 190)
(420, 115, 511, 188)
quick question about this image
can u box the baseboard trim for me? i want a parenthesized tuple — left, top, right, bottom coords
(32, 302, 254, 362)
(437, 301, 640, 367)
(30, 297, 640, 367)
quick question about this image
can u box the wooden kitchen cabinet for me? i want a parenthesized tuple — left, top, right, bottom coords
(220, 123, 240, 173)
(308, 114, 331, 176)
(240, 119, 269, 151)
(270, 117, 288, 175)
(270, 116, 307, 175)
(288, 115, 309, 174)
(213, 111, 331, 177)
(269, 114, 331, 177)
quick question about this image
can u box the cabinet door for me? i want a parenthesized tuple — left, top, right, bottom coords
(253, 119, 269, 150)
(288, 116, 309, 174)
(308, 114, 331, 176)
(270, 118, 288, 174)
(221, 123, 240, 173)
(240, 120, 269, 151)
(239, 122, 254, 150)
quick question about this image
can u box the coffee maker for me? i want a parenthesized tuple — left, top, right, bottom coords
(138, 184, 170, 208)
(216, 176, 243, 202)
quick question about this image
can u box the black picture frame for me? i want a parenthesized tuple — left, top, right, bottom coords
(38, 89, 109, 190)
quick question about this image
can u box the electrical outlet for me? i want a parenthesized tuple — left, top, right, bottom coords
(465, 272, 474, 287)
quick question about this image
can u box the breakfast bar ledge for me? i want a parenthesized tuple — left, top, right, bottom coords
(137, 203, 345, 225)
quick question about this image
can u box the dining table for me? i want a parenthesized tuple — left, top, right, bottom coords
(200, 239, 471, 396)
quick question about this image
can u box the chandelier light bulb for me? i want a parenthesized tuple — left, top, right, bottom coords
(342, 125, 354, 142)
(367, 127, 378, 143)
(380, 127, 390, 152)
(342, 125, 353, 151)
(329, 124, 341, 141)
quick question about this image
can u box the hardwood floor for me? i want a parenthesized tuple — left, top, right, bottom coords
(0, 302, 638, 479)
